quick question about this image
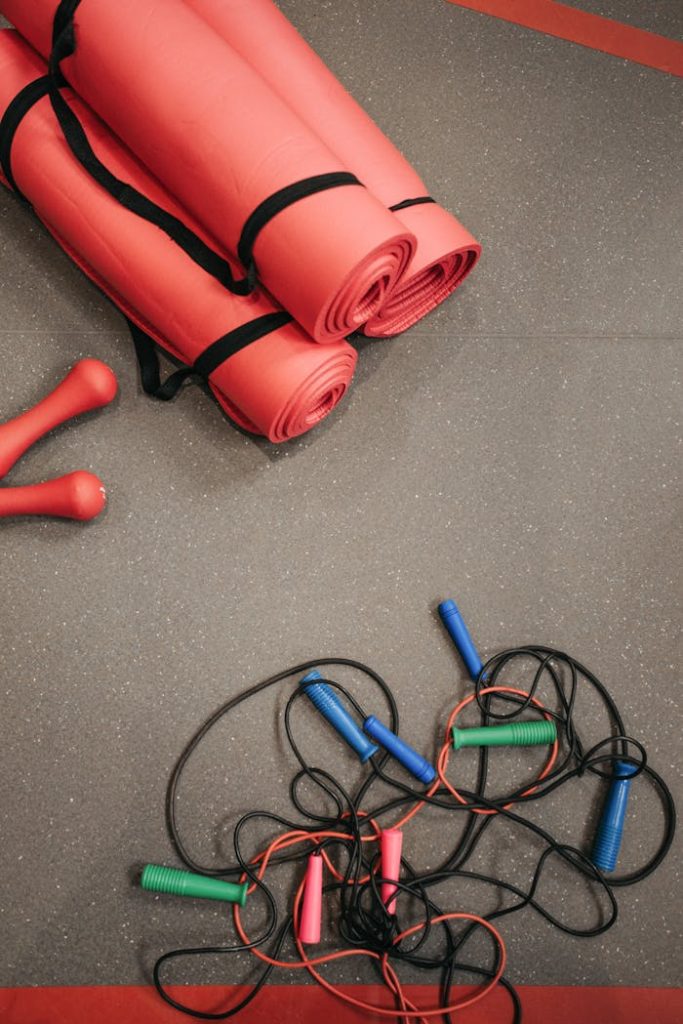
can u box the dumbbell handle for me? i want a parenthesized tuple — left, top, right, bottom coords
(0, 359, 117, 479)
(0, 472, 107, 521)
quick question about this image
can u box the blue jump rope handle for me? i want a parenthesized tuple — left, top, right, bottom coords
(592, 760, 638, 872)
(363, 716, 436, 785)
(438, 599, 483, 681)
(300, 671, 379, 764)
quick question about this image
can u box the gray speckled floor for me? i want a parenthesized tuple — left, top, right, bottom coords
(0, 0, 681, 1001)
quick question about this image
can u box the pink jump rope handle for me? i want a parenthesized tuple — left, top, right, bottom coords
(0, 359, 118, 480)
(380, 828, 403, 915)
(299, 853, 323, 944)
(0, 471, 107, 521)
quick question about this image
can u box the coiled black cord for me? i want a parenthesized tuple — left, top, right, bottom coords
(148, 649, 675, 1022)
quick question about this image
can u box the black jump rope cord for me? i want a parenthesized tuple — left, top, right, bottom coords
(146, 649, 675, 1022)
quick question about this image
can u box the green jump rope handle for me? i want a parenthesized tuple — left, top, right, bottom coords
(140, 864, 248, 906)
(452, 719, 557, 750)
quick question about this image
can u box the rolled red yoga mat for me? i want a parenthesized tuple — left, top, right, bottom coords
(0, 31, 357, 442)
(0, 0, 416, 344)
(184, 0, 481, 337)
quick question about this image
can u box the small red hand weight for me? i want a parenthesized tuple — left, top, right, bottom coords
(0, 471, 107, 521)
(0, 359, 118, 480)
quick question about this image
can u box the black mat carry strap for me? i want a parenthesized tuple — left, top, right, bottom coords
(128, 312, 294, 401)
(389, 196, 436, 213)
(0, 76, 51, 196)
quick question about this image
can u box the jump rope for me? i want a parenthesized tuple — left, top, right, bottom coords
(139, 599, 676, 1022)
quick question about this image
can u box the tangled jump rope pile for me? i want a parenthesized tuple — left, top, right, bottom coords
(141, 602, 675, 1022)
(0, 0, 480, 440)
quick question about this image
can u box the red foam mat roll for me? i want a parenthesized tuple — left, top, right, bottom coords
(0, 0, 416, 344)
(184, 0, 482, 336)
(0, 31, 357, 442)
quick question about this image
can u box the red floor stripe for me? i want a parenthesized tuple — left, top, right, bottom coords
(445, 0, 683, 76)
(1, 984, 683, 1023)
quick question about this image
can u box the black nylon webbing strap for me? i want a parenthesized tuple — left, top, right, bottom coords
(237, 171, 361, 271)
(52, 0, 82, 48)
(194, 311, 293, 378)
(128, 321, 195, 401)
(389, 196, 436, 213)
(0, 76, 51, 196)
(128, 312, 293, 402)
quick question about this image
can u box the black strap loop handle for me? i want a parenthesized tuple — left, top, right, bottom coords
(128, 312, 293, 402)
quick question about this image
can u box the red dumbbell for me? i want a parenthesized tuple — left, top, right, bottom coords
(0, 359, 117, 522)
(0, 359, 117, 479)
(0, 471, 107, 521)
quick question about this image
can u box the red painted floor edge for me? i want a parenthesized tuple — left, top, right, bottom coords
(1, 984, 683, 1023)
(445, 0, 683, 76)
